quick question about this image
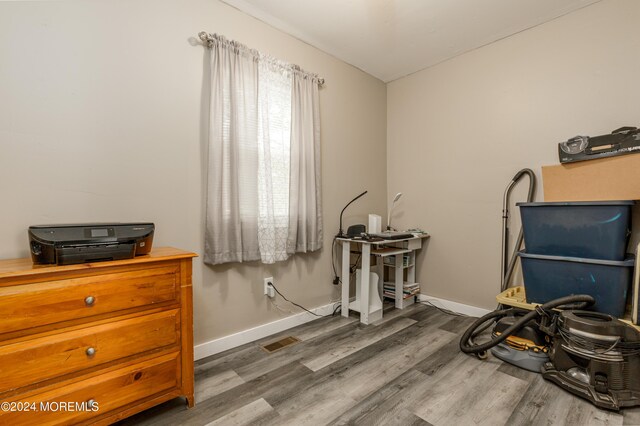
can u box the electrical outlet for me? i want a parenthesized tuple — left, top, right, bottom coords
(264, 277, 275, 298)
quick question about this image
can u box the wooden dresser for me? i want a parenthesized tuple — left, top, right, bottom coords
(0, 247, 197, 425)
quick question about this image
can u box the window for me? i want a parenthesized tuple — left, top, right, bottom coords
(201, 34, 323, 265)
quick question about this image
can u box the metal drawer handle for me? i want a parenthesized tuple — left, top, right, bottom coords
(86, 347, 96, 357)
(84, 296, 95, 306)
(86, 399, 96, 410)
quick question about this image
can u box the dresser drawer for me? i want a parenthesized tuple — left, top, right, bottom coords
(0, 309, 179, 394)
(0, 352, 180, 426)
(0, 266, 179, 334)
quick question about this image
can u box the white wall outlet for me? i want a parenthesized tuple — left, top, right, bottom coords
(264, 277, 275, 298)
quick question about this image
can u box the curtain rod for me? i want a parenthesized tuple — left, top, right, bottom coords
(198, 31, 325, 87)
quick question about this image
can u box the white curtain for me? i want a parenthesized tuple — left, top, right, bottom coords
(203, 35, 322, 265)
(256, 61, 292, 263)
(288, 73, 322, 253)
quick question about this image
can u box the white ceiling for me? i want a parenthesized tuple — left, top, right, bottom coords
(221, 0, 601, 82)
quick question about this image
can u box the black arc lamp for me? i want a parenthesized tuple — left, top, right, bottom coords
(337, 190, 367, 238)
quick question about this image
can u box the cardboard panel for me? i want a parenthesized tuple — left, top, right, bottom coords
(542, 154, 640, 202)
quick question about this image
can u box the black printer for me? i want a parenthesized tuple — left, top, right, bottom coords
(28, 223, 155, 265)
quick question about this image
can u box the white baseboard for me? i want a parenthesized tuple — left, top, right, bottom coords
(194, 295, 491, 360)
(194, 301, 339, 360)
(418, 294, 492, 317)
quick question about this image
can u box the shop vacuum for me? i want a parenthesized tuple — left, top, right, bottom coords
(543, 310, 640, 410)
(459, 169, 640, 411)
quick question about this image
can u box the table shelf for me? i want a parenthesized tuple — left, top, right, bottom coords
(383, 263, 414, 269)
(371, 247, 412, 257)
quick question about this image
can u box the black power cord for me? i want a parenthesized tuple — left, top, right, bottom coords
(268, 281, 341, 318)
(332, 234, 365, 285)
(418, 300, 468, 317)
(332, 304, 342, 316)
(331, 236, 340, 284)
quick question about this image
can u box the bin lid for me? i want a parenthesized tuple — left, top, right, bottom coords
(518, 250, 635, 267)
(516, 201, 635, 207)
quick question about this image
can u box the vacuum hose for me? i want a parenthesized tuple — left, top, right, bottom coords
(464, 169, 537, 356)
(501, 168, 536, 292)
(459, 294, 595, 354)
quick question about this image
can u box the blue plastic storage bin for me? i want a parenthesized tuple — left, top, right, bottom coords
(519, 250, 634, 318)
(517, 201, 633, 260)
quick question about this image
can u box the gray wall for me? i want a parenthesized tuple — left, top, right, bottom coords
(0, 0, 387, 346)
(387, 0, 640, 309)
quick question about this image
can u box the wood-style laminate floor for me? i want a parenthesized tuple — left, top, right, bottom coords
(119, 303, 640, 426)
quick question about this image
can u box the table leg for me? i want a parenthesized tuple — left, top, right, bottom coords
(377, 257, 384, 302)
(361, 243, 371, 324)
(395, 253, 403, 309)
(341, 240, 350, 318)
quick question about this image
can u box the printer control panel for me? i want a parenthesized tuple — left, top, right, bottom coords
(84, 227, 115, 239)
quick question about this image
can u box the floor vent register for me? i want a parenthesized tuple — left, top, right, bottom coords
(261, 336, 300, 353)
